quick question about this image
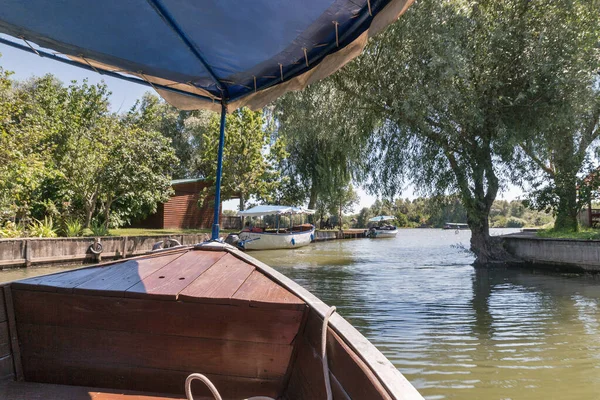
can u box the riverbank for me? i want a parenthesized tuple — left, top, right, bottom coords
(501, 231, 600, 272)
(0, 229, 366, 269)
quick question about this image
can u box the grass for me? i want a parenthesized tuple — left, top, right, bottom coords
(537, 227, 600, 240)
(81, 228, 238, 237)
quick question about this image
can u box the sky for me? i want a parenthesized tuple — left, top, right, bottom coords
(0, 41, 523, 213)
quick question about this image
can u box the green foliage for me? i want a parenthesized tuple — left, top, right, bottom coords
(505, 217, 526, 228)
(28, 216, 57, 238)
(509, 0, 600, 232)
(328, 0, 598, 262)
(0, 221, 24, 238)
(537, 228, 600, 240)
(62, 218, 83, 237)
(89, 219, 109, 236)
(275, 82, 367, 210)
(0, 69, 177, 235)
(194, 107, 285, 210)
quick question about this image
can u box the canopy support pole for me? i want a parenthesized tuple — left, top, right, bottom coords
(211, 102, 227, 241)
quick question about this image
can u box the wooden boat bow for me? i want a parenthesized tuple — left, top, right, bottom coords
(0, 244, 423, 400)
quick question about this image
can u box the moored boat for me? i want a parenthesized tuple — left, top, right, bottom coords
(234, 205, 316, 251)
(367, 216, 399, 238)
(0, 244, 423, 399)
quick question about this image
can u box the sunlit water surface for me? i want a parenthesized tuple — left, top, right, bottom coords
(3, 228, 600, 399)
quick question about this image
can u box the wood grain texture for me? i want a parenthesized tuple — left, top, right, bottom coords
(0, 381, 185, 400)
(0, 355, 13, 381)
(126, 251, 225, 300)
(13, 290, 303, 345)
(232, 270, 305, 310)
(178, 254, 254, 303)
(0, 321, 10, 357)
(303, 310, 392, 400)
(20, 357, 281, 398)
(18, 323, 292, 380)
(73, 253, 185, 296)
(4, 286, 22, 381)
(0, 288, 6, 323)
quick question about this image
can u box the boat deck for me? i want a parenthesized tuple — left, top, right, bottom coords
(11, 248, 304, 309)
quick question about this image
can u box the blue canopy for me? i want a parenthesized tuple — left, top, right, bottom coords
(0, 0, 412, 111)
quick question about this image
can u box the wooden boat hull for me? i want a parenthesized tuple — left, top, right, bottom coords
(238, 227, 315, 250)
(0, 243, 423, 400)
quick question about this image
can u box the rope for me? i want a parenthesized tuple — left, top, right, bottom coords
(185, 305, 337, 400)
(322, 306, 336, 400)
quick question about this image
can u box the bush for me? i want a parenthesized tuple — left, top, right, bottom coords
(90, 219, 109, 236)
(28, 216, 58, 238)
(506, 217, 526, 228)
(62, 218, 83, 237)
(0, 221, 24, 238)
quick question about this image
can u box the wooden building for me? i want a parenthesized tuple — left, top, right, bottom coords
(132, 178, 219, 230)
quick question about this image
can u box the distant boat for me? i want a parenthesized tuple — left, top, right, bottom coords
(367, 215, 399, 238)
(231, 205, 316, 250)
(443, 223, 469, 230)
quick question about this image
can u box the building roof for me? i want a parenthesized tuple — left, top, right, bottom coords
(170, 178, 206, 186)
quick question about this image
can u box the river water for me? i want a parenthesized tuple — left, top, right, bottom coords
(2, 228, 600, 399)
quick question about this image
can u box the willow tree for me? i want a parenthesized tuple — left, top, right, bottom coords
(274, 82, 368, 210)
(510, 1, 600, 231)
(334, 0, 594, 264)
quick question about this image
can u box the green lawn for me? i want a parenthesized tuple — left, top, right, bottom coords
(536, 228, 600, 240)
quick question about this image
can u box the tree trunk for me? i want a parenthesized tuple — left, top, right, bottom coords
(308, 184, 318, 225)
(84, 193, 98, 228)
(103, 196, 113, 230)
(553, 173, 579, 231)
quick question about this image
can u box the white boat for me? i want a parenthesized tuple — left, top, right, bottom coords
(234, 205, 316, 250)
(367, 215, 399, 238)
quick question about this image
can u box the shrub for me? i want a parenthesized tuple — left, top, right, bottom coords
(28, 216, 58, 238)
(0, 221, 24, 238)
(62, 218, 83, 237)
(506, 217, 526, 228)
(90, 219, 109, 236)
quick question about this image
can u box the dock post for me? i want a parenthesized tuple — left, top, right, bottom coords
(121, 236, 128, 259)
(24, 240, 31, 268)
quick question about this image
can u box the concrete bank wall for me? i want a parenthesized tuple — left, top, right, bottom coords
(0, 233, 210, 269)
(314, 230, 339, 241)
(502, 234, 600, 272)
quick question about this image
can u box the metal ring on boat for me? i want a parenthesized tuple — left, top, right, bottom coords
(88, 242, 103, 255)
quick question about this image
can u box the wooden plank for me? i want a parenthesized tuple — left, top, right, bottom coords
(284, 337, 327, 400)
(303, 310, 392, 400)
(18, 323, 292, 380)
(178, 254, 255, 303)
(0, 287, 6, 322)
(20, 357, 281, 398)
(0, 355, 14, 381)
(232, 270, 305, 310)
(0, 381, 185, 400)
(0, 322, 10, 357)
(74, 252, 185, 296)
(13, 290, 303, 345)
(126, 251, 225, 300)
(4, 286, 22, 381)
